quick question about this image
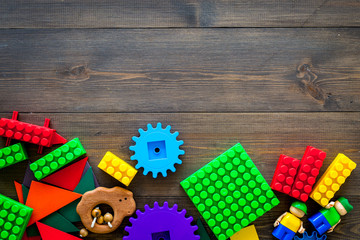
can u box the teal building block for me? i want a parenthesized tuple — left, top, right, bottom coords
(58, 167, 96, 222)
(181, 143, 280, 240)
(0, 194, 33, 240)
(29, 138, 86, 180)
(0, 143, 28, 169)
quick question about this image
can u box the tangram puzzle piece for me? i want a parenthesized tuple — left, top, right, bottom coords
(23, 161, 36, 188)
(230, 225, 259, 240)
(58, 167, 96, 222)
(14, 181, 24, 204)
(15, 184, 78, 236)
(82, 161, 100, 187)
(37, 222, 81, 240)
(196, 218, 211, 240)
(25, 181, 82, 226)
(42, 157, 88, 191)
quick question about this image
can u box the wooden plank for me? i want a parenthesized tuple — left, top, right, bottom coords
(0, 0, 359, 28)
(0, 28, 359, 113)
(0, 112, 358, 239)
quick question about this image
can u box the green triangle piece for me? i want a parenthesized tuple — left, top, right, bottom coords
(22, 184, 30, 202)
(27, 212, 79, 236)
(197, 218, 211, 240)
(58, 167, 96, 222)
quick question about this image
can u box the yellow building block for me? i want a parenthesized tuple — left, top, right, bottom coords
(98, 151, 137, 186)
(310, 153, 356, 207)
(230, 225, 259, 240)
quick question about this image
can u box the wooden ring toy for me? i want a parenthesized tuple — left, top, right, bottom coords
(76, 186, 136, 234)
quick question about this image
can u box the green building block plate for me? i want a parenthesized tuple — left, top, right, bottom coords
(0, 194, 33, 240)
(181, 143, 279, 240)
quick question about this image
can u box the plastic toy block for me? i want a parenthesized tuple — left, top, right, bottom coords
(310, 154, 357, 207)
(0, 143, 28, 169)
(230, 225, 259, 240)
(0, 193, 33, 240)
(181, 143, 279, 240)
(0, 111, 67, 154)
(196, 218, 211, 240)
(36, 222, 81, 240)
(98, 151, 137, 186)
(25, 181, 82, 226)
(290, 146, 326, 202)
(271, 155, 300, 194)
(58, 167, 96, 223)
(30, 138, 86, 180)
(42, 157, 88, 191)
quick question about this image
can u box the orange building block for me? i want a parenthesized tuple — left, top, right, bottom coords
(310, 153, 357, 206)
(98, 151, 137, 186)
(25, 181, 82, 226)
(37, 222, 81, 240)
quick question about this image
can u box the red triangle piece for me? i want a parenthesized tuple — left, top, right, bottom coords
(14, 181, 24, 204)
(42, 157, 88, 191)
(37, 222, 81, 240)
(26, 181, 82, 226)
(51, 132, 68, 145)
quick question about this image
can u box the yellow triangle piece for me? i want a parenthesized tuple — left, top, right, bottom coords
(230, 225, 259, 240)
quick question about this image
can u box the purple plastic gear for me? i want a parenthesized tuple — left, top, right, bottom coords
(124, 201, 199, 240)
(294, 231, 327, 240)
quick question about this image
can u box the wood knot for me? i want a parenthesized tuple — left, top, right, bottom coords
(59, 65, 90, 80)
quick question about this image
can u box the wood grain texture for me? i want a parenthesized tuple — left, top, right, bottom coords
(0, 112, 359, 239)
(0, 0, 360, 28)
(0, 28, 359, 113)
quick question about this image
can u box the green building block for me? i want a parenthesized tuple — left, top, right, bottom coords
(0, 143, 28, 169)
(0, 194, 33, 240)
(29, 138, 86, 180)
(181, 143, 280, 240)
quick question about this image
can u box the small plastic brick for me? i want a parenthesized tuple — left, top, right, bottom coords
(98, 151, 137, 186)
(294, 231, 327, 240)
(181, 143, 279, 240)
(29, 138, 86, 180)
(290, 146, 326, 202)
(0, 111, 67, 154)
(310, 154, 356, 207)
(0, 193, 33, 240)
(0, 143, 28, 170)
(271, 155, 300, 195)
(230, 225, 259, 240)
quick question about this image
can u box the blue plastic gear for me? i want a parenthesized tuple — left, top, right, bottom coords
(123, 201, 199, 240)
(294, 231, 327, 240)
(129, 123, 184, 178)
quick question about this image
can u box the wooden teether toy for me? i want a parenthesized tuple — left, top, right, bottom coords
(76, 186, 136, 234)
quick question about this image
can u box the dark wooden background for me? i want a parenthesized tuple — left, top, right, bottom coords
(0, 1, 359, 239)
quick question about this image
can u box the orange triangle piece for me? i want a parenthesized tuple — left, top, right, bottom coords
(26, 181, 82, 226)
(42, 157, 88, 191)
(14, 181, 24, 204)
(37, 222, 81, 240)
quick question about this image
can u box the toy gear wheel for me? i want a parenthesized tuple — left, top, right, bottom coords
(124, 201, 199, 240)
(294, 231, 327, 240)
(129, 123, 184, 178)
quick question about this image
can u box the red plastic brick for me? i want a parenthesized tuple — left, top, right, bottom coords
(0, 111, 67, 154)
(290, 146, 326, 202)
(271, 154, 300, 194)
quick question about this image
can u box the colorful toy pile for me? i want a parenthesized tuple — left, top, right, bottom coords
(0, 111, 357, 240)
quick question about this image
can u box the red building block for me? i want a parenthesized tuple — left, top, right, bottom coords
(271, 154, 300, 194)
(0, 111, 67, 153)
(290, 146, 326, 202)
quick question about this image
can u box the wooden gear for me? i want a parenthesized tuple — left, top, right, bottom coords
(76, 186, 136, 234)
